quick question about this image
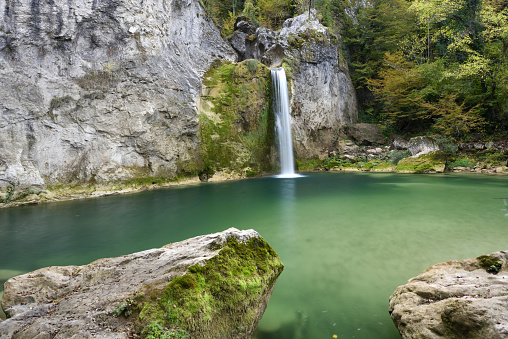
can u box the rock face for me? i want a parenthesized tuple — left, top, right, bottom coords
(230, 10, 358, 160)
(345, 123, 385, 145)
(0, 0, 237, 189)
(389, 251, 508, 339)
(0, 228, 284, 338)
(408, 136, 440, 156)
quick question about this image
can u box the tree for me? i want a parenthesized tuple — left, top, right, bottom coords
(258, 0, 294, 28)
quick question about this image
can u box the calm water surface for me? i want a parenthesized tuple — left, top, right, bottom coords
(1, 172, 507, 338)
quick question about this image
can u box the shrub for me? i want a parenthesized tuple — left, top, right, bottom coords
(388, 150, 409, 165)
(447, 157, 476, 169)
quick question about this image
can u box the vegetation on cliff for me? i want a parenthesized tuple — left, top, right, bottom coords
(203, 0, 507, 141)
(198, 59, 275, 177)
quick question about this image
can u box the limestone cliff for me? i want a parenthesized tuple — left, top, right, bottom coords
(0, 2, 358, 193)
(231, 10, 358, 160)
(0, 228, 284, 338)
(0, 0, 236, 189)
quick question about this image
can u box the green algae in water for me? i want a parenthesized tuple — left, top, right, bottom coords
(1, 173, 507, 337)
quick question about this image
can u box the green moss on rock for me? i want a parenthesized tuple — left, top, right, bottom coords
(371, 162, 396, 172)
(396, 151, 447, 173)
(477, 255, 503, 274)
(199, 60, 275, 175)
(136, 236, 284, 338)
(296, 159, 323, 171)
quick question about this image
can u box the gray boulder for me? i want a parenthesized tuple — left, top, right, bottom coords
(392, 136, 410, 150)
(408, 136, 440, 156)
(389, 251, 508, 339)
(0, 228, 284, 338)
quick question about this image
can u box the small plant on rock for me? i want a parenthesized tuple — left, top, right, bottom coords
(111, 298, 135, 317)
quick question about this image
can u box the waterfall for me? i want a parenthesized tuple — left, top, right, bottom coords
(271, 68, 301, 178)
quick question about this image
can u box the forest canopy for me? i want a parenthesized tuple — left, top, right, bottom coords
(202, 0, 508, 140)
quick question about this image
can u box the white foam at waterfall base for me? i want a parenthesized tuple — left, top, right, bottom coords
(271, 68, 303, 178)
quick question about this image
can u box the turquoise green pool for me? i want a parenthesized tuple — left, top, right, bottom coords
(1, 172, 507, 338)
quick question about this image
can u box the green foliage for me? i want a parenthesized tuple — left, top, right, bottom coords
(339, 0, 508, 138)
(111, 299, 134, 317)
(479, 152, 508, 165)
(446, 157, 476, 169)
(296, 158, 322, 171)
(1, 185, 15, 204)
(258, 0, 294, 28)
(388, 150, 409, 165)
(143, 321, 189, 339)
(433, 136, 459, 155)
(242, 0, 259, 22)
(245, 168, 259, 177)
(322, 156, 352, 168)
(478, 255, 503, 274)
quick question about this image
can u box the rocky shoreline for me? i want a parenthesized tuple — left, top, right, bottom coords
(2, 147, 507, 209)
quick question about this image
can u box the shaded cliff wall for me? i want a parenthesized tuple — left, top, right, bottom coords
(0, 0, 236, 188)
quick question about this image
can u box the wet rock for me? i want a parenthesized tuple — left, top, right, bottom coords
(389, 251, 508, 339)
(0, 228, 283, 338)
(345, 123, 385, 146)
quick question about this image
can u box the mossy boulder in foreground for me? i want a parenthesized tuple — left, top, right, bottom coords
(0, 228, 284, 338)
(389, 251, 508, 339)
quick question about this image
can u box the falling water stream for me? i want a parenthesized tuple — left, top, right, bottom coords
(271, 68, 301, 178)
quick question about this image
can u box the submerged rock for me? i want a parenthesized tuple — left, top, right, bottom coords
(396, 151, 447, 173)
(0, 228, 284, 338)
(389, 251, 508, 339)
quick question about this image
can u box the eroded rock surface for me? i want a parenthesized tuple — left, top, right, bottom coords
(0, 0, 236, 189)
(389, 251, 508, 339)
(0, 228, 284, 338)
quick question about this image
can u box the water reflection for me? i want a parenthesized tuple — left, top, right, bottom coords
(278, 178, 297, 233)
(499, 198, 508, 216)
